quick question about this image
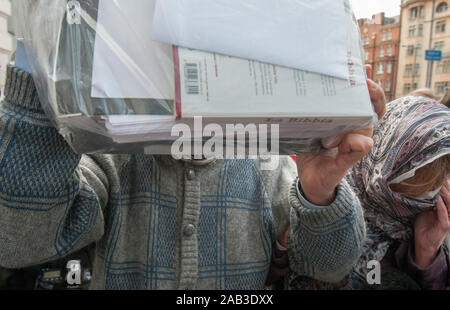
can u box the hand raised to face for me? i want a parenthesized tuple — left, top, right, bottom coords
(414, 181, 450, 269)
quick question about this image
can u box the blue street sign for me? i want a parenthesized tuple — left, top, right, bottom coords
(425, 50, 442, 61)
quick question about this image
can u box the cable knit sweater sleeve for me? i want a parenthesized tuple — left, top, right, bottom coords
(0, 66, 107, 268)
(259, 157, 366, 283)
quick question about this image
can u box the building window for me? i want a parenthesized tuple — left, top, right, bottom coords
(407, 45, 415, 56)
(437, 60, 450, 73)
(377, 64, 384, 74)
(404, 83, 412, 95)
(387, 47, 392, 56)
(364, 37, 369, 45)
(382, 33, 386, 41)
(385, 80, 391, 92)
(416, 44, 422, 56)
(410, 6, 424, 19)
(436, 21, 446, 33)
(387, 63, 393, 74)
(405, 64, 413, 76)
(435, 81, 450, 95)
(415, 64, 420, 76)
(409, 25, 416, 37)
(365, 51, 369, 61)
(413, 83, 418, 90)
(437, 2, 448, 13)
(418, 24, 424, 36)
(388, 32, 392, 40)
(380, 48, 385, 57)
(434, 41, 445, 51)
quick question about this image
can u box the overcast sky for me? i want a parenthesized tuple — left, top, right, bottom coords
(349, 0, 401, 19)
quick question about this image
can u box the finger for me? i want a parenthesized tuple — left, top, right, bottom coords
(444, 180, 450, 191)
(321, 135, 344, 149)
(278, 226, 290, 248)
(365, 64, 372, 78)
(440, 182, 450, 210)
(336, 133, 374, 169)
(322, 126, 374, 150)
(367, 79, 387, 120)
(436, 196, 450, 230)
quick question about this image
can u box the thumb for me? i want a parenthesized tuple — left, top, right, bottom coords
(336, 133, 373, 169)
(436, 196, 450, 231)
(321, 135, 344, 149)
(365, 64, 372, 78)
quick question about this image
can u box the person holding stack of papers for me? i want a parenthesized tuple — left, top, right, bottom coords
(0, 0, 387, 290)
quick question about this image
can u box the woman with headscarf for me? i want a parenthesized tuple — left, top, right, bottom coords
(345, 95, 450, 290)
(287, 95, 450, 290)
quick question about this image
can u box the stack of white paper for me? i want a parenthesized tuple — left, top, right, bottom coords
(88, 0, 373, 148)
(151, 0, 349, 79)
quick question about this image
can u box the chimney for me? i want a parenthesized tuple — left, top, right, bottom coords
(372, 12, 386, 25)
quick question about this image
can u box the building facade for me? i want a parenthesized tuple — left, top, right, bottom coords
(397, 0, 450, 98)
(359, 13, 401, 102)
(0, 0, 12, 91)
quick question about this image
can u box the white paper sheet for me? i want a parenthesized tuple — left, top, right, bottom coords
(152, 0, 349, 79)
(172, 1, 369, 119)
(91, 0, 174, 99)
(94, 0, 372, 146)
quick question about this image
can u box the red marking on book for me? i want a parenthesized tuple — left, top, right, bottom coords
(173, 46, 182, 118)
(214, 53, 219, 78)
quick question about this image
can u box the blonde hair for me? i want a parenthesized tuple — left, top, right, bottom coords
(390, 155, 450, 197)
(409, 88, 450, 108)
(409, 88, 440, 101)
(440, 90, 450, 108)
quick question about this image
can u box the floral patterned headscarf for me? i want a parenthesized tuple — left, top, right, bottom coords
(346, 96, 450, 284)
(348, 96, 450, 240)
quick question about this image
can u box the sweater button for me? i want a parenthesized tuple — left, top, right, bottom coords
(186, 169, 196, 180)
(183, 224, 196, 237)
